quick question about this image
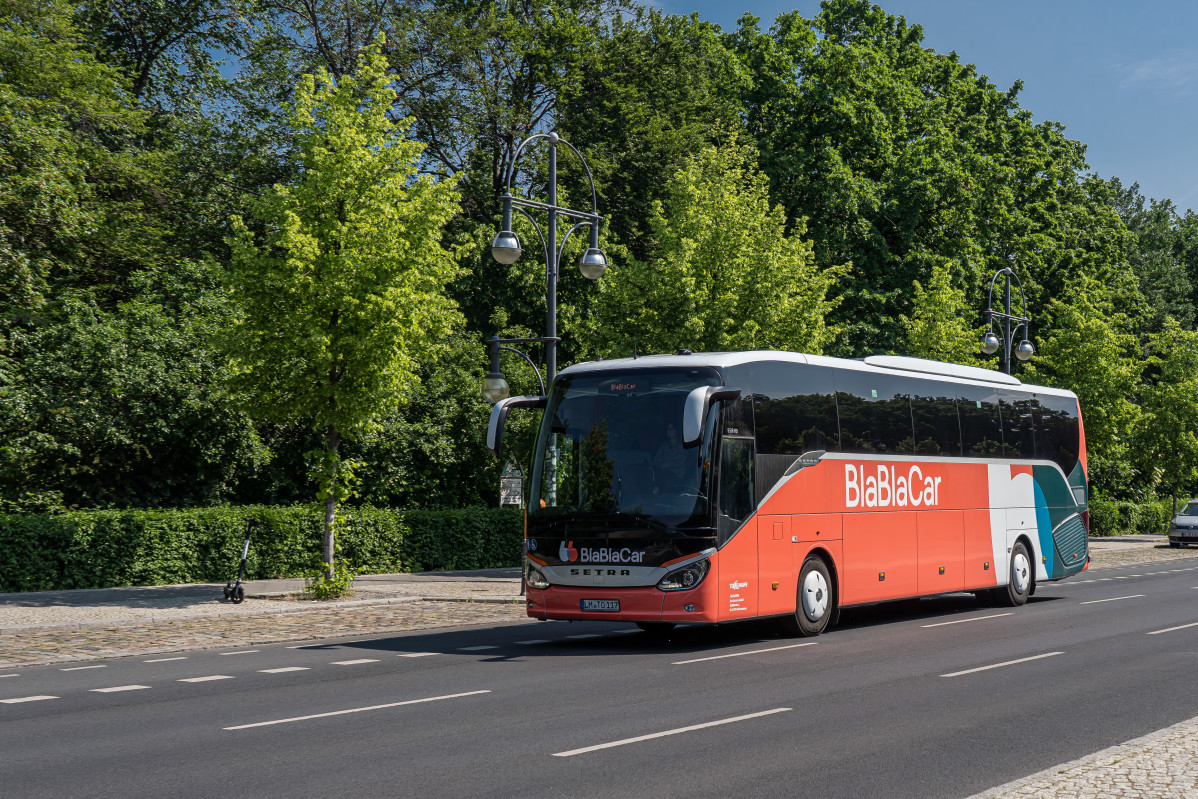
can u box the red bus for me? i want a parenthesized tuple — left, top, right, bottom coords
(487, 351, 1089, 635)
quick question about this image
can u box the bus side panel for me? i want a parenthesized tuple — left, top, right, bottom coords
(757, 515, 794, 616)
(963, 508, 1000, 589)
(917, 510, 965, 594)
(841, 512, 917, 604)
(716, 519, 759, 621)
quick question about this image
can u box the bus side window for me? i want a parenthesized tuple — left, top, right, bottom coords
(833, 370, 915, 455)
(1036, 394, 1079, 474)
(958, 386, 1004, 457)
(910, 380, 962, 457)
(717, 437, 755, 545)
(999, 390, 1038, 460)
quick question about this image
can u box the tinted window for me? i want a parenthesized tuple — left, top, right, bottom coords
(909, 378, 962, 457)
(1036, 393, 1079, 474)
(717, 437, 755, 545)
(999, 390, 1039, 460)
(834, 370, 915, 455)
(749, 363, 840, 455)
(958, 384, 1005, 457)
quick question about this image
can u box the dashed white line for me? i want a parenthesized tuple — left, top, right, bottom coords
(224, 690, 491, 730)
(330, 659, 380, 666)
(1, 695, 57, 703)
(673, 643, 817, 665)
(397, 652, 440, 658)
(178, 675, 234, 682)
(1147, 621, 1198, 635)
(220, 650, 260, 656)
(567, 634, 601, 640)
(1080, 595, 1145, 605)
(143, 657, 187, 663)
(552, 708, 792, 757)
(60, 665, 106, 672)
(0, 674, 18, 678)
(922, 613, 1013, 628)
(259, 667, 310, 673)
(91, 685, 151, 693)
(514, 640, 549, 645)
(941, 652, 1063, 678)
(457, 646, 498, 652)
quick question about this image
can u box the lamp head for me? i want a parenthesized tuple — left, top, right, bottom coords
(579, 247, 608, 280)
(1015, 339, 1035, 361)
(481, 372, 510, 403)
(980, 331, 1001, 355)
(491, 231, 523, 265)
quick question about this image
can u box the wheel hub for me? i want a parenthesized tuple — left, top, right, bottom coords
(802, 570, 829, 621)
(1012, 551, 1030, 594)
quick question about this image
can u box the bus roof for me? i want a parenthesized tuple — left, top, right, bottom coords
(558, 350, 1077, 399)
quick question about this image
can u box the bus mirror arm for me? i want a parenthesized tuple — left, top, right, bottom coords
(487, 395, 547, 457)
(682, 386, 743, 448)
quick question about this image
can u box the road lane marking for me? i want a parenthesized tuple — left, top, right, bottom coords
(397, 652, 440, 658)
(330, 659, 379, 665)
(223, 690, 491, 730)
(143, 657, 187, 663)
(941, 652, 1063, 678)
(1, 695, 57, 703)
(1148, 621, 1198, 635)
(672, 643, 817, 665)
(259, 667, 310, 673)
(220, 650, 260, 656)
(179, 675, 234, 682)
(1080, 595, 1145, 605)
(552, 708, 792, 757)
(457, 646, 498, 651)
(1, 674, 19, 678)
(514, 640, 549, 645)
(922, 613, 1013, 628)
(60, 665, 106, 671)
(567, 634, 601, 639)
(91, 685, 151, 693)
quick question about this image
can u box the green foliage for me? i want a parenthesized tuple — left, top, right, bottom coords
(593, 135, 843, 356)
(304, 558, 356, 600)
(1088, 497, 1172, 537)
(0, 505, 523, 593)
(1134, 318, 1198, 501)
(900, 258, 987, 366)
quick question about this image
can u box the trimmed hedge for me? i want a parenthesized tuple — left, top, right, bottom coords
(1088, 498, 1173, 537)
(0, 505, 523, 593)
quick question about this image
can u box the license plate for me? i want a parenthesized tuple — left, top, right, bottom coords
(581, 599, 619, 612)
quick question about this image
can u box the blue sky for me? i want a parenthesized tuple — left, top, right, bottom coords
(662, 0, 1198, 213)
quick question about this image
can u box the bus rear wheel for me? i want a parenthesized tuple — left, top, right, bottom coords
(784, 555, 835, 637)
(1000, 541, 1032, 607)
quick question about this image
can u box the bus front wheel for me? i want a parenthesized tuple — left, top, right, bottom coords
(1000, 541, 1032, 607)
(785, 555, 835, 637)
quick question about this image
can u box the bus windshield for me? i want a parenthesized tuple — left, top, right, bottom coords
(529, 367, 721, 529)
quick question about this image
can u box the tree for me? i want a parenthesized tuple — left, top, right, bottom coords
(223, 40, 463, 578)
(593, 136, 842, 356)
(899, 257, 986, 366)
(1135, 318, 1198, 509)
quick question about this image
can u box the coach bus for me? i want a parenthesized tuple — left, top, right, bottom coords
(486, 351, 1089, 635)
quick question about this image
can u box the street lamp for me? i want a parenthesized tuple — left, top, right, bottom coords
(980, 266, 1036, 374)
(483, 131, 607, 401)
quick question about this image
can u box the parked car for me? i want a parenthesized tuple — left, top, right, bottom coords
(1167, 500, 1198, 548)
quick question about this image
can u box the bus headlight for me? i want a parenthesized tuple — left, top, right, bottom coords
(657, 559, 709, 592)
(526, 563, 550, 590)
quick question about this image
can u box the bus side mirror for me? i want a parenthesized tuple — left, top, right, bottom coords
(487, 395, 547, 457)
(682, 386, 742, 448)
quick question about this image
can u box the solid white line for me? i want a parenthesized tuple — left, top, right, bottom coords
(552, 708, 792, 757)
(91, 685, 151, 693)
(941, 652, 1063, 678)
(1080, 595, 1145, 605)
(179, 675, 234, 682)
(0, 695, 57, 703)
(397, 652, 440, 658)
(514, 640, 549, 645)
(223, 690, 491, 730)
(60, 665, 106, 671)
(922, 613, 1014, 628)
(1148, 621, 1198, 635)
(330, 659, 379, 665)
(458, 646, 498, 651)
(220, 650, 260, 656)
(672, 643, 817, 665)
(143, 657, 187, 663)
(259, 667, 310, 673)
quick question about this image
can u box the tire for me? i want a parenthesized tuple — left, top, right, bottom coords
(635, 621, 675, 636)
(1169, 541, 1180, 549)
(783, 555, 835, 637)
(1000, 541, 1032, 607)
(231, 585, 245, 604)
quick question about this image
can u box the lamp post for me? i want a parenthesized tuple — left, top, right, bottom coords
(484, 131, 607, 402)
(980, 266, 1035, 374)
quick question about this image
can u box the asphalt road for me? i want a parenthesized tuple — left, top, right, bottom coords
(4, 557, 1198, 799)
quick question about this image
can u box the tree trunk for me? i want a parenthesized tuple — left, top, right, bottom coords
(324, 423, 340, 580)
